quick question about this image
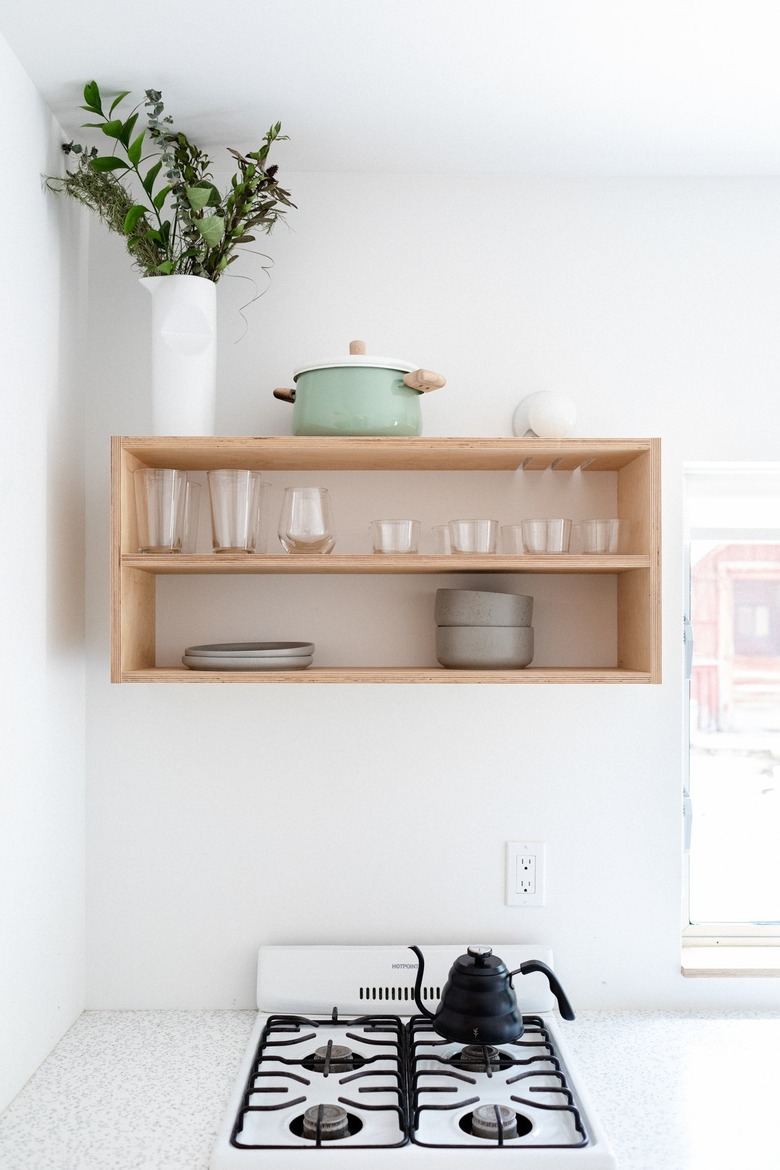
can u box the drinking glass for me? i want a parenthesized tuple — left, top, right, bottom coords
(520, 518, 572, 554)
(574, 518, 626, 554)
(448, 518, 499, 554)
(278, 487, 336, 554)
(431, 524, 452, 554)
(133, 467, 189, 553)
(500, 524, 525, 554)
(370, 519, 420, 553)
(207, 469, 268, 553)
(181, 481, 201, 554)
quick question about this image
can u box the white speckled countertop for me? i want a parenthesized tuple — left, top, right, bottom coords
(2, 1010, 780, 1169)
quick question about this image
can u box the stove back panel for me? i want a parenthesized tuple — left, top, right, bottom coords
(255, 945, 557, 1015)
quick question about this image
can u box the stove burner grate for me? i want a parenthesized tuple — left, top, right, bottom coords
(229, 1010, 590, 1152)
(409, 1015, 590, 1150)
(230, 1011, 409, 1150)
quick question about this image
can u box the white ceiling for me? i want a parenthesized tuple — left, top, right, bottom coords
(4, 0, 780, 175)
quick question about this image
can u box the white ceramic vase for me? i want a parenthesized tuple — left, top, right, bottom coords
(140, 275, 217, 435)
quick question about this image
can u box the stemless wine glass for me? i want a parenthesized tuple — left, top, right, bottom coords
(278, 487, 336, 554)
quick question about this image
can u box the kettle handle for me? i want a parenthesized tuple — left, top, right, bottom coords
(511, 960, 575, 1022)
(409, 945, 435, 1020)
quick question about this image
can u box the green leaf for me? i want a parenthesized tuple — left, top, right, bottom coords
(127, 130, 145, 167)
(119, 112, 138, 148)
(185, 183, 220, 212)
(195, 214, 225, 247)
(123, 204, 148, 235)
(108, 90, 131, 115)
(89, 156, 130, 172)
(153, 184, 171, 211)
(82, 80, 103, 115)
(100, 119, 124, 140)
(142, 160, 162, 195)
(155, 260, 174, 275)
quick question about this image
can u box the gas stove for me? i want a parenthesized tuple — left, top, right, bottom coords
(210, 945, 616, 1168)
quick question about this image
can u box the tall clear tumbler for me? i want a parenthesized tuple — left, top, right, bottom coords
(278, 487, 336, 553)
(207, 469, 268, 553)
(133, 467, 189, 553)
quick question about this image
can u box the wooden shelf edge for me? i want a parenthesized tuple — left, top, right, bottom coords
(121, 554, 652, 575)
(116, 435, 657, 473)
(117, 667, 654, 684)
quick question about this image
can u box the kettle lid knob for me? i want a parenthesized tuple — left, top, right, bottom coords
(467, 945, 493, 965)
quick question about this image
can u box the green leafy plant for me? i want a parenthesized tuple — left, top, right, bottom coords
(46, 81, 294, 281)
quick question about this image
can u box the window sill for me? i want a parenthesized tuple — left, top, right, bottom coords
(682, 946, 780, 977)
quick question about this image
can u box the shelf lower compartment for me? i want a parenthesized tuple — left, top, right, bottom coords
(118, 666, 653, 684)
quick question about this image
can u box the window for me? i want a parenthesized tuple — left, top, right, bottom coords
(684, 466, 780, 952)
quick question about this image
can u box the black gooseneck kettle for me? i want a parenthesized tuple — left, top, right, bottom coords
(409, 944, 575, 1045)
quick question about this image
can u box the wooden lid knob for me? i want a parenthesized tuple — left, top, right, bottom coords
(349, 340, 367, 355)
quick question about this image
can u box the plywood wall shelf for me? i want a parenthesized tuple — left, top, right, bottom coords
(111, 436, 661, 684)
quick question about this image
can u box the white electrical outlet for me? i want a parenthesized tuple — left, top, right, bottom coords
(505, 841, 546, 906)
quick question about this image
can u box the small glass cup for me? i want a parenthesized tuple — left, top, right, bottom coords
(278, 486, 336, 554)
(520, 518, 572, 554)
(448, 518, 499, 554)
(574, 518, 626, 554)
(370, 519, 421, 553)
(207, 469, 268, 553)
(500, 524, 525, 554)
(133, 467, 189, 553)
(431, 524, 452, 554)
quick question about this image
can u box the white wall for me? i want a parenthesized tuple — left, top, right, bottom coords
(0, 35, 87, 1109)
(84, 172, 780, 1011)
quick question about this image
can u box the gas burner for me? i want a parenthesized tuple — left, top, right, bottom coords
(292, 1104, 363, 1142)
(451, 1043, 514, 1073)
(303, 1042, 365, 1074)
(459, 1103, 533, 1142)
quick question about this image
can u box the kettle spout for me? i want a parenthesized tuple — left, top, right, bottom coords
(409, 945, 435, 1020)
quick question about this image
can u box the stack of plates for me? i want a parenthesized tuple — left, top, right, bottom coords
(182, 642, 314, 671)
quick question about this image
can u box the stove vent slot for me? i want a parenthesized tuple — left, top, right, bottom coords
(358, 985, 440, 1003)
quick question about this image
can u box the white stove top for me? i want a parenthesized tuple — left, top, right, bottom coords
(210, 945, 617, 1169)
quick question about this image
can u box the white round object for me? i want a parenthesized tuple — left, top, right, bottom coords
(512, 392, 577, 438)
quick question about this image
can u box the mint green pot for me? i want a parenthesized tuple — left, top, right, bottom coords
(292, 364, 421, 436)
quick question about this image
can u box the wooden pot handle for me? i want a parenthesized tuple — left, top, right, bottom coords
(403, 369, 446, 393)
(273, 387, 296, 403)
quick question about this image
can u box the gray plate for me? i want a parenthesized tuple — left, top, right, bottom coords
(184, 641, 314, 658)
(183, 654, 314, 671)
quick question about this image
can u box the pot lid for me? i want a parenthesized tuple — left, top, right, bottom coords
(293, 354, 418, 379)
(293, 338, 418, 380)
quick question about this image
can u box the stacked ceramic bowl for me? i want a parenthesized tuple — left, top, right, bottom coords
(434, 589, 534, 669)
(182, 641, 314, 671)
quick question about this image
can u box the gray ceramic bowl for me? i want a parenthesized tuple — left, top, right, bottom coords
(435, 624, 534, 669)
(434, 588, 533, 628)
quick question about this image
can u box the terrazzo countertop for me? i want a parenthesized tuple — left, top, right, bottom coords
(2, 1009, 780, 1169)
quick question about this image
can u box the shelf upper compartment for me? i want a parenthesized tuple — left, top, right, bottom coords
(118, 435, 655, 473)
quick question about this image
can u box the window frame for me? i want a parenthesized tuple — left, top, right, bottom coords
(683, 470, 780, 951)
